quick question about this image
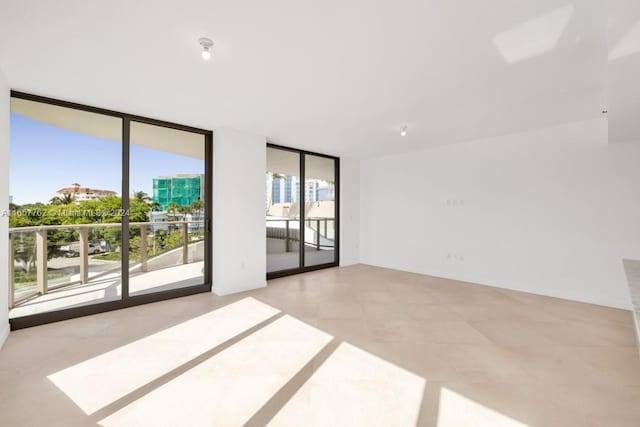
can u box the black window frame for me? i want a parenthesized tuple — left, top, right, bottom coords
(266, 143, 340, 280)
(8, 90, 213, 330)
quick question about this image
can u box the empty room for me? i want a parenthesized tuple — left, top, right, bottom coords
(1, 0, 639, 426)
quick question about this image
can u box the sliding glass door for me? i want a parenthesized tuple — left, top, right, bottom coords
(128, 121, 207, 297)
(303, 154, 337, 267)
(266, 147, 302, 274)
(8, 92, 212, 329)
(266, 144, 339, 278)
(8, 96, 125, 318)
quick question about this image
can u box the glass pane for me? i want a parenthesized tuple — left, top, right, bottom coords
(129, 121, 206, 296)
(11, 230, 38, 304)
(266, 148, 301, 273)
(9, 97, 123, 318)
(304, 155, 336, 267)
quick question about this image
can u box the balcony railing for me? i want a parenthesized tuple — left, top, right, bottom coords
(8, 220, 204, 309)
(266, 217, 335, 252)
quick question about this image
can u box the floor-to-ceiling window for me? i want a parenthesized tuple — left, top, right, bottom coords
(128, 121, 207, 296)
(266, 144, 339, 278)
(8, 92, 212, 329)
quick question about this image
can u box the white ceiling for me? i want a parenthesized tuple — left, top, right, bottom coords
(0, 0, 615, 158)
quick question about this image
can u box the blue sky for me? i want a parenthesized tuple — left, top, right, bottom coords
(10, 113, 204, 205)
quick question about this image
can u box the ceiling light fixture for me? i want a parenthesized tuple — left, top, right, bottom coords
(199, 37, 214, 61)
(400, 126, 408, 137)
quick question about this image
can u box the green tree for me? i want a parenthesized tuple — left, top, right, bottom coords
(167, 202, 180, 220)
(190, 199, 204, 217)
(190, 199, 204, 230)
(132, 191, 152, 204)
(130, 199, 152, 222)
(50, 193, 75, 205)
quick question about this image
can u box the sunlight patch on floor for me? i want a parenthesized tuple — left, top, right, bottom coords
(268, 342, 425, 427)
(98, 315, 333, 426)
(437, 388, 529, 427)
(47, 297, 279, 415)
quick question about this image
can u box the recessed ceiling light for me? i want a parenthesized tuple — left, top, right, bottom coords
(400, 126, 408, 137)
(199, 37, 214, 61)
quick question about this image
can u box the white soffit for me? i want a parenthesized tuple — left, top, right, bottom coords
(11, 97, 204, 159)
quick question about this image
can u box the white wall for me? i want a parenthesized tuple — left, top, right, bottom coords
(212, 127, 267, 295)
(340, 157, 360, 266)
(360, 118, 640, 309)
(607, 0, 640, 143)
(0, 67, 9, 347)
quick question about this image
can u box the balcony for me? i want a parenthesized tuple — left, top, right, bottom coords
(266, 217, 336, 272)
(9, 221, 205, 318)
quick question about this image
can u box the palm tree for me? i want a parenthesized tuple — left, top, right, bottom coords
(150, 202, 161, 212)
(190, 199, 205, 231)
(50, 193, 74, 205)
(167, 202, 180, 220)
(190, 199, 204, 218)
(132, 191, 152, 204)
(167, 202, 180, 231)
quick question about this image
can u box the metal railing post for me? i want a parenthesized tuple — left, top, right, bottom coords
(285, 220, 290, 252)
(324, 217, 328, 238)
(316, 219, 321, 250)
(79, 226, 89, 284)
(140, 226, 148, 272)
(36, 229, 48, 295)
(8, 232, 14, 309)
(7, 220, 207, 308)
(182, 222, 189, 264)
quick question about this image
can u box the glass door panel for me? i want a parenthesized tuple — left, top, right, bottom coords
(128, 121, 206, 297)
(8, 97, 123, 319)
(303, 154, 337, 267)
(266, 147, 302, 273)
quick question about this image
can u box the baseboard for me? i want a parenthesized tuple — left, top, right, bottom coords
(0, 322, 9, 350)
(360, 261, 632, 310)
(634, 313, 640, 355)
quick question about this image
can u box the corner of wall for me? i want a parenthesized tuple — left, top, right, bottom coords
(0, 324, 9, 349)
(339, 157, 361, 266)
(0, 66, 10, 348)
(212, 127, 267, 296)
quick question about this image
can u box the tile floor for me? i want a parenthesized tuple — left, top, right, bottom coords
(0, 264, 639, 426)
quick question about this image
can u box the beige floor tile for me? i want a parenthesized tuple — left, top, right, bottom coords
(364, 317, 426, 343)
(468, 319, 562, 347)
(313, 318, 372, 343)
(1, 264, 638, 426)
(420, 320, 491, 345)
(404, 303, 462, 321)
(360, 300, 413, 320)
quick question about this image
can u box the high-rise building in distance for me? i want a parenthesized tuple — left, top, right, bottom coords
(152, 174, 204, 211)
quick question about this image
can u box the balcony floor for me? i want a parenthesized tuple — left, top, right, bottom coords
(9, 261, 205, 319)
(267, 248, 335, 273)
